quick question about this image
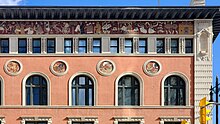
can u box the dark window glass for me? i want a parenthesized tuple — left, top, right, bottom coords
(125, 39, 133, 53)
(110, 39, 119, 53)
(139, 39, 147, 53)
(171, 39, 179, 53)
(185, 39, 193, 53)
(118, 122, 139, 124)
(64, 39, 73, 53)
(26, 122, 47, 124)
(47, 39, 55, 53)
(157, 39, 165, 53)
(72, 122, 93, 124)
(18, 39, 27, 53)
(78, 39, 87, 53)
(118, 76, 140, 106)
(0, 39, 9, 53)
(32, 39, 41, 53)
(72, 75, 94, 106)
(93, 39, 101, 53)
(164, 76, 185, 106)
(26, 75, 47, 105)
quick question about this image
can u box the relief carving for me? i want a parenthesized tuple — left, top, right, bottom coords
(0, 21, 194, 35)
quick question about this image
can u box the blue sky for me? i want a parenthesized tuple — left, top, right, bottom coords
(0, 0, 220, 123)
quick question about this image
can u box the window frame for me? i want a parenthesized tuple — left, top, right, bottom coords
(164, 75, 186, 106)
(67, 117, 98, 124)
(124, 39, 133, 53)
(138, 39, 148, 53)
(0, 38, 9, 53)
(32, 39, 41, 53)
(21, 117, 52, 124)
(71, 75, 94, 106)
(64, 38, 73, 53)
(47, 38, 56, 53)
(110, 38, 119, 53)
(156, 39, 165, 53)
(118, 75, 140, 106)
(18, 38, 27, 53)
(161, 72, 190, 106)
(22, 72, 50, 106)
(78, 39, 87, 53)
(69, 72, 97, 106)
(25, 75, 48, 105)
(159, 116, 190, 124)
(115, 72, 143, 106)
(185, 39, 193, 53)
(170, 39, 179, 54)
(113, 117, 144, 124)
(92, 39, 101, 53)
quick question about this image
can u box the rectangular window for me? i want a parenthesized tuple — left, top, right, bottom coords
(139, 39, 148, 53)
(185, 39, 193, 53)
(64, 39, 73, 53)
(110, 39, 119, 53)
(18, 38, 27, 53)
(0, 39, 9, 53)
(93, 39, 101, 53)
(47, 39, 55, 53)
(26, 122, 47, 124)
(78, 39, 87, 53)
(32, 39, 41, 53)
(156, 39, 165, 53)
(171, 39, 179, 53)
(124, 39, 133, 53)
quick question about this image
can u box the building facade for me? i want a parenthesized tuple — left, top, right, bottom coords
(0, 6, 219, 124)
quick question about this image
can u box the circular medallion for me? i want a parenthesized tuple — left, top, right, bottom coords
(4, 60, 22, 76)
(97, 59, 116, 76)
(50, 60, 68, 76)
(143, 60, 162, 76)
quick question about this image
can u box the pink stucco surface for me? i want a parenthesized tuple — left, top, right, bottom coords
(0, 56, 194, 123)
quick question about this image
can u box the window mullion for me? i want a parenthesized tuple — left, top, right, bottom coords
(75, 78, 79, 105)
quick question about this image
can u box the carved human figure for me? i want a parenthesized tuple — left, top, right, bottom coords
(7, 61, 20, 73)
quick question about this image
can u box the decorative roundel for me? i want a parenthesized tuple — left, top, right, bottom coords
(97, 59, 116, 76)
(50, 60, 68, 76)
(4, 59, 22, 76)
(143, 60, 162, 76)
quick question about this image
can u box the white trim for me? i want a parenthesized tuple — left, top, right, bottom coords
(0, 117, 5, 124)
(22, 72, 51, 106)
(0, 76, 4, 105)
(4, 59, 23, 76)
(68, 72, 98, 106)
(143, 60, 162, 76)
(50, 60, 69, 76)
(67, 117, 98, 124)
(115, 72, 144, 106)
(96, 59, 116, 76)
(20, 117, 52, 124)
(113, 117, 144, 124)
(161, 72, 190, 106)
(159, 116, 191, 124)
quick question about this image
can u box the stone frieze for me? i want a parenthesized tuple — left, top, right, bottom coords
(0, 21, 193, 35)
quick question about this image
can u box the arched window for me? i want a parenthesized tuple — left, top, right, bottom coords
(26, 75, 48, 105)
(164, 75, 186, 105)
(118, 75, 140, 106)
(72, 75, 94, 106)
